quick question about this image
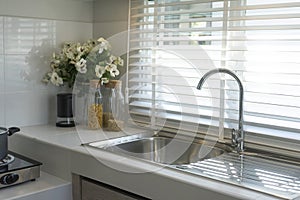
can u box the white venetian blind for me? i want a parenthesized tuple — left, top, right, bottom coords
(224, 0, 300, 134)
(127, 0, 300, 137)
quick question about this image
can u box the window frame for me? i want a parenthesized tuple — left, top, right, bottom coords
(127, 0, 300, 154)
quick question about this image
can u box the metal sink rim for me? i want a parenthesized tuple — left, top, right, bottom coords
(86, 132, 233, 165)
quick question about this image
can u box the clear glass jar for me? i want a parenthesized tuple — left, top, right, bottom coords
(87, 80, 103, 129)
(102, 82, 113, 129)
(110, 81, 125, 131)
(102, 80, 125, 131)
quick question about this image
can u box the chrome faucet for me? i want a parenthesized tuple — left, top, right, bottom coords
(197, 68, 245, 152)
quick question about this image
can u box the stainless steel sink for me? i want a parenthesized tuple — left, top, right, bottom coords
(86, 132, 232, 165)
(85, 131, 300, 199)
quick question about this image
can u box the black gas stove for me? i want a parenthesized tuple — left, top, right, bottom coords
(0, 151, 42, 189)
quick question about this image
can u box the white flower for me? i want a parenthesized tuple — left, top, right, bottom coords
(42, 72, 51, 83)
(108, 64, 119, 77)
(105, 63, 118, 72)
(110, 68, 120, 77)
(65, 48, 75, 60)
(75, 58, 87, 74)
(63, 42, 72, 48)
(117, 57, 124, 66)
(53, 59, 60, 65)
(87, 39, 97, 48)
(75, 55, 83, 62)
(109, 55, 117, 64)
(98, 38, 109, 54)
(97, 37, 106, 43)
(110, 56, 123, 66)
(44, 37, 122, 88)
(98, 43, 107, 54)
(95, 65, 106, 78)
(50, 72, 63, 86)
(77, 46, 85, 54)
(101, 77, 109, 84)
(105, 64, 113, 72)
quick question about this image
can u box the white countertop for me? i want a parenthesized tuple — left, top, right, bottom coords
(0, 172, 71, 200)
(7, 124, 290, 200)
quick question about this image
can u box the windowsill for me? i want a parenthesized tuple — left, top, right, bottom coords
(225, 125, 300, 157)
(131, 114, 300, 156)
(244, 125, 300, 141)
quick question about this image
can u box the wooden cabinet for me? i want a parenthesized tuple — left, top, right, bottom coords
(72, 174, 150, 200)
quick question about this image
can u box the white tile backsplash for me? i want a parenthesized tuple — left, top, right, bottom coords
(4, 17, 56, 54)
(0, 55, 4, 93)
(5, 90, 56, 127)
(0, 17, 3, 54)
(5, 55, 49, 92)
(0, 0, 128, 127)
(0, 55, 4, 126)
(4, 17, 93, 54)
(0, 95, 4, 126)
(1, 15, 93, 126)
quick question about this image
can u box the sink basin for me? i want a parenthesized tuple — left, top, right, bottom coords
(86, 132, 300, 199)
(87, 133, 232, 165)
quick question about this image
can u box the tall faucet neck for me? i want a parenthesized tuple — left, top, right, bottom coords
(197, 68, 245, 152)
(197, 68, 243, 92)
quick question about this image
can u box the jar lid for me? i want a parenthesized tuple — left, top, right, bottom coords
(90, 79, 101, 87)
(105, 80, 121, 88)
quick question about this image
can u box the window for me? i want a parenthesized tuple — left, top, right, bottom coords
(127, 0, 300, 146)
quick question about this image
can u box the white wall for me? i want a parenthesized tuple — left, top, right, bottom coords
(93, 0, 129, 39)
(0, 0, 93, 127)
(0, 0, 129, 127)
(0, 0, 93, 22)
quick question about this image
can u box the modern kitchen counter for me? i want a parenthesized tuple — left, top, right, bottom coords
(0, 171, 72, 200)
(7, 125, 297, 200)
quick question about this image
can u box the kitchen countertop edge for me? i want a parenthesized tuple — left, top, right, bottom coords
(8, 125, 283, 200)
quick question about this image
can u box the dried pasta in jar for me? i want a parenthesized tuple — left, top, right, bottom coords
(88, 104, 103, 129)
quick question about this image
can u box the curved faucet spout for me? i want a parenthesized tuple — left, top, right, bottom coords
(197, 68, 245, 152)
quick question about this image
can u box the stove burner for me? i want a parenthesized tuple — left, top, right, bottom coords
(0, 152, 41, 189)
(0, 154, 15, 167)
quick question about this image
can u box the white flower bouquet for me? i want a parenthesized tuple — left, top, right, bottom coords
(43, 37, 124, 87)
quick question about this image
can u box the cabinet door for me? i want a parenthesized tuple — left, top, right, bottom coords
(81, 179, 149, 200)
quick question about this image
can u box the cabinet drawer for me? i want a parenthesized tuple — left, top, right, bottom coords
(81, 179, 150, 200)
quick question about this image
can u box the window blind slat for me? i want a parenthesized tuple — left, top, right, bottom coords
(128, 0, 300, 137)
(228, 2, 300, 11)
(131, 0, 225, 10)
